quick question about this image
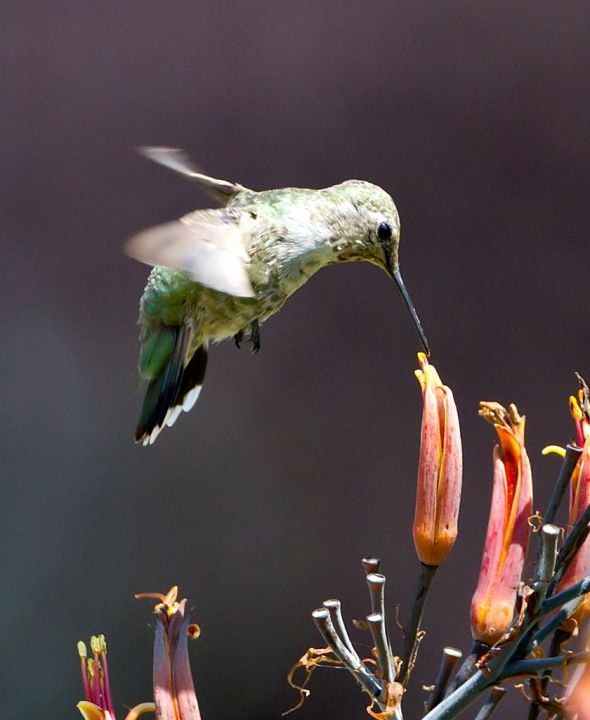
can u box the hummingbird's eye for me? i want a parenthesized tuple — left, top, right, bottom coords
(377, 221, 392, 242)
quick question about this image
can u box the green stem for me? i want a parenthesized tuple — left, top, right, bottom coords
(527, 628, 571, 720)
(426, 647, 463, 712)
(548, 504, 590, 596)
(542, 574, 590, 614)
(399, 563, 437, 687)
(444, 641, 488, 697)
(422, 668, 492, 720)
(503, 650, 590, 677)
(422, 645, 514, 720)
(543, 445, 582, 525)
(473, 686, 506, 720)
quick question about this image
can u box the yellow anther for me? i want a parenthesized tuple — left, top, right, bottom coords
(135, 585, 181, 615)
(77, 641, 87, 659)
(542, 445, 567, 458)
(163, 586, 179, 606)
(90, 636, 102, 655)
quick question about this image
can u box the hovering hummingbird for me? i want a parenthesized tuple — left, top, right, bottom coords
(127, 147, 429, 445)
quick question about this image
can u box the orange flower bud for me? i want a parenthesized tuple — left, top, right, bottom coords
(413, 353, 463, 566)
(556, 440, 590, 624)
(470, 403, 533, 645)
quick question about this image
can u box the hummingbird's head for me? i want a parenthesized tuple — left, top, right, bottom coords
(331, 180, 429, 354)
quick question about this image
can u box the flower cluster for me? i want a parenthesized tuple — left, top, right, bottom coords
(77, 587, 201, 720)
(75, 369, 590, 720)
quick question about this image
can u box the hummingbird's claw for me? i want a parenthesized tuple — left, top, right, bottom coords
(233, 322, 260, 352)
(249, 320, 261, 354)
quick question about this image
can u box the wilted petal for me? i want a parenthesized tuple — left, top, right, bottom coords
(77, 701, 113, 720)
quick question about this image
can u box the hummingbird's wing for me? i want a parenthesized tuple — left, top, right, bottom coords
(138, 146, 247, 201)
(126, 208, 256, 298)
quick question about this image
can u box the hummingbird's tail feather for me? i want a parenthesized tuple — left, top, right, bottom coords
(135, 325, 208, 446)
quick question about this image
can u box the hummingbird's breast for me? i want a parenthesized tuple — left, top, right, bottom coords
(242, 194, 338, 297)
(139, 187, 356, 347)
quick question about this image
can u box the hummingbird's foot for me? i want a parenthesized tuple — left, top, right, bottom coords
(234, 329, 244, 349)
(249, 320, 261, 354)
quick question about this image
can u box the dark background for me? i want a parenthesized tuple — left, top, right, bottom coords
(3, 2, 590, 718)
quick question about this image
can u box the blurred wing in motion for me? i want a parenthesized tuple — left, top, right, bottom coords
(138, 146, 246, 200)
(126, 208, 256, 298)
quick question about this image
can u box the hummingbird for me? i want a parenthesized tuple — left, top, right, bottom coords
(127, 147, 429, 446)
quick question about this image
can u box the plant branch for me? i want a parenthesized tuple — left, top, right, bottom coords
(399, 562, 437, 687)
(367, 612, 395, 689)
(322, 599, 358, 660)
(503, 651, 590, 678)
(426, 647, 463, 712)
(473, 686, 506, 720)
(312, 608, 382, 700)
(542, 574, 590, 615)
(548, 502, 590, 595)
(444, 641, 489, 697)
(543, 445, 583, 525)
(366, 572, 387, 618)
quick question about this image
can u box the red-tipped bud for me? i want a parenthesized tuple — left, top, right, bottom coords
(413, 353, 463, 566)
(470, 403, 533, 645)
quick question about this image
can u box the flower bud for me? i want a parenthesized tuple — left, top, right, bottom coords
(413, 353, 463, 566)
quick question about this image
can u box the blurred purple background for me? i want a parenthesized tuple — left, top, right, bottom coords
(3, 2, 590, 718)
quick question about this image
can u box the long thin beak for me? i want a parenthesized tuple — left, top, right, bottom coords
(385, 257, 430, 355)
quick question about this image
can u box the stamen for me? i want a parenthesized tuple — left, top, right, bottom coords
(124, 703, 156, 720)
(543, 446, 567, 458)
(78, 642, 91, 701)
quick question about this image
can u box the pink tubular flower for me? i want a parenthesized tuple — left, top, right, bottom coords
(570, 373, 590, 448)
(470, 402, 533, 645)
(557, 441, 590, 623)
(77, 586, 201, 720)
(413, 352, 463, 566)
(557, 378, 590, 624)
(138, 586, 202, 720)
